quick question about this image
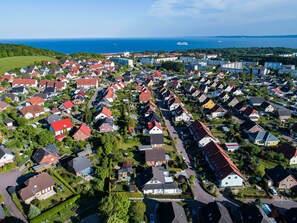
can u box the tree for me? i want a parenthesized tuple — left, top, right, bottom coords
(129, 202, 146, 223)
(16, 117, 27, 126)
(84, 108, 92, 123)
(255, 164, 265, 177)
(99, 193, 131, 223)
(28, 204, 41, 219)
(4, 96, 12, 104)
(36, 131, 55, 146)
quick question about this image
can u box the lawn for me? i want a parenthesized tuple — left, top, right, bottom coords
(0, 56, 55, 74)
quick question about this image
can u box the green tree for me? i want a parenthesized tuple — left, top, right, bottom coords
(129, 202, 146, 223)
(99, 193, 131, 223)
(16, 117, 27, 126)
(4, 96, 12, 104)
(84, 108, 92, 123)
(28, 204, 41, 219)
(36, 131, 55, 146)
(255, 164, 265, 177)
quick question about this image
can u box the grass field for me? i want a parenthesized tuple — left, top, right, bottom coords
(0, 56, 55, 74)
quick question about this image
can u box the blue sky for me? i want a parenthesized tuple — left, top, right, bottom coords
(1, 0, 297, 38)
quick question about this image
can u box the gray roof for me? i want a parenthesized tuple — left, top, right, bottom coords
(47, 114, 62, 124)
(278, 109, 291, 117)
(68, 156, 92, 173)
(249, 97, 265, 104)
(142, 166, 165, 185)
(0, 145, 13, 159)
(248, 131, 279, 143)
(77, 148, 92, 157)
(145, 149, 165, 162)
(158, 202, 188, 223)
(150, 134, 164, 145)
(32, 145, 58, 164)
(199, 202, 232, 223)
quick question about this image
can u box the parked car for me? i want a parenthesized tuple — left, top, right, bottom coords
(269, 188, 277, 196)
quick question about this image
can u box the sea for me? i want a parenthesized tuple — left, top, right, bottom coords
(1, 36, 297, 54)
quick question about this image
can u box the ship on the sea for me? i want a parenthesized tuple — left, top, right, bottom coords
(176, 41, 188, 46)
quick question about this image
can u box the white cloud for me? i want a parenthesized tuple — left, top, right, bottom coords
(149, 0, 297, 25)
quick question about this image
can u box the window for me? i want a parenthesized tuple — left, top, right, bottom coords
(228, 177, 231, 179)
(225, 182, 228, 185)
(235, 176, 237, 179)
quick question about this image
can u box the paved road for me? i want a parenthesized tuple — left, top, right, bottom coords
(87, 87, 102, 108)
(0, 169, 28, 223)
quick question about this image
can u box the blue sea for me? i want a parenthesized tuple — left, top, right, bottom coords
(1, 36, 297, 54)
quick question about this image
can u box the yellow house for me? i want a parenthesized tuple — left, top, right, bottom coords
(202, 98, 215, 109)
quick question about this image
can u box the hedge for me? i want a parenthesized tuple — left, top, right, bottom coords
(11, 193, 25, 215)
(30, 195, 80, 223)
(51, 171, 76, 194)
(0, 163, 17, 173)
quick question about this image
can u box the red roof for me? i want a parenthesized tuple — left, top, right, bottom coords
(63, 100, 74, 109)
(101, 107, 112, 118)
(148, 120, 163, 131)
(27, 96, 44, 105)
(154, 71, 162, 77)
(56, 134, 67, 141)
(51, 118, 73, 132)
(79, 123, 91, 136)
(139, 92, 151, 102)
(76, 78, 100, 86)
(12, 78, 37, 86)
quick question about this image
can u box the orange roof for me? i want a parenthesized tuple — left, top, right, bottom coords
(27, 96, 44, 105)
(63, 100, 74, 109)
(76, 78, 100, 86)
(12, 78, 37, 86)
(79, 123, 91, 136)
(101, 107, 112, 118)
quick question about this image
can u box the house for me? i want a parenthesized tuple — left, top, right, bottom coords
(167, 96, 182, 111)
(73, 123, 91, 141)
(199, 202, 233, 223)
(240, 119, 263, 133)
(39, 80, 66, 91)
(3, 119, 14, 128)
(169, 80, 181, 89)
(94, 107, 112, 121)
(189, 120, 219, 147)
(171, 106, 191, 123)
(118, 162, 134, 181)
(259, 101, 275, 113)
(0, 93, 19, 102)
(150, 134, 164, 148)
(141, 166, 181, 194)
(68, 156, 92, 178)
(50, 118, 73, 137)
(248, 131, 279, 147)
(76, 78, 100, 89)
(19, 172, 55, 204)
(0, 101, 9, 112)
(98, 117, 114, 133)
(12, 78, 37, 87)
(202, 98, 215, 109)
(266, 164, 297, 189)
(203, 141, 244, 187)
(147, 121, 163, 134)
(47, 114, 62, 125)
(0, 146, 14, 167)
(19, 105, 45, 119)
(158, 202, 187, 223)
(59, 100, 74, 113)
(27, 96, 44, 106)
(197, 93, 207, 104)
(277, 109, 291, 121)
(243, 106, 260, 121)
(276, 143, 297, 165)
(11, 86, 27, 95)
(249, 97, 265, 107)
(218, 92, 229, 102)
(146, 112, 161, 123)
(239, 203, 270, 223)
(208, 105, 226, 118)
(139, 91, 151, 103)
(231, 86, 243, 95)
(145, 149, 166, 166)
(32, 145, 59, 165)
(224, 143, 240, 152)
(291, 123, 297, 139)
(226, 96, 239, 108)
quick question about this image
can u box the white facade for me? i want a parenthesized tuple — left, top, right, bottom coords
(198, 137, 219, 147)
(169, 103, 181, 111)
(219, 173, 243, 187)
(149, 127, 163, 135)
(173, 112, 191, 122)
(0, 153, 14, 167)
(289, 156, 297, 165)
(211, 111, 226, 118)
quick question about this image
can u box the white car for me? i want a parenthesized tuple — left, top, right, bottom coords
(269, 188, 277, 196)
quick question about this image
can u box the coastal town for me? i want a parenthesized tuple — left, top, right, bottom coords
(0, 49, 297, 223)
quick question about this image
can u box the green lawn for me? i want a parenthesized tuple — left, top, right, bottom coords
(0, 56, 55, 74)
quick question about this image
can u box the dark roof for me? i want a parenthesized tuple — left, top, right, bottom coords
(291, 123, 297, 133)
(277, 143, 297, 160)
(11, 86, 25, 93)
(68, 156, 92, 173)
(145, 112, 161, 123)
(259, 101, 273, 110)
(34, 93, 48, 99)
(249, 97, 265, 105)
(44, 87, 55, 94)
(0, 145, 13, 159)
(0, 93, 18, 101)
(150, 134, 164, 145)
(199, 202, 232, 223)
(141, 166, 165, 186)
(240, 119, 261, 131)
(158, 202, 188, 223)
(145, 149, 166, 162)
(278, 109, 291, 117)
(100, 117, 114, 127)
(240, 203, 270, 223)
(266, 164, 293, 183)
(284, 207, 297, 223)
(47, 114, 62, 124)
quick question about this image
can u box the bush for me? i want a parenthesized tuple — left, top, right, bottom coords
(51, 172, 76, 194)
(30, 195, 80, 223)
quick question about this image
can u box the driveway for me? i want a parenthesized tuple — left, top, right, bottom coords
(0, 169, 27, 222)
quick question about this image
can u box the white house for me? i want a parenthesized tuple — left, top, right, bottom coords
(172, 106, 191, 123)
(141, 167, 182, 195)
(167, 96, 182, 111)
(148, 121, 163, 134)
(0, 146, 14, 167)
(218, 172, 244, 187)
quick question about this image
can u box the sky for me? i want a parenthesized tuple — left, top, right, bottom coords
(0, 0, 297, 38)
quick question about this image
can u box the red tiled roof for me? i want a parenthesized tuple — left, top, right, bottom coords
(12, 78, 37, 86)
(20, 105, 44, 116)
(63, 100, 74, 109)
(101, 107, 112, 118)
(148, 120, 163, 131)
(51, 118, 73, 132)
(76, 78, 100, 86)
(154, 71, 162, 77)
(139, 92, 151, 102)
(27, 96, 44, 105)
(79, 123, 91, 136)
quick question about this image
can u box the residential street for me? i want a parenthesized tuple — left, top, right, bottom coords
(0, 169, 28, 223)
